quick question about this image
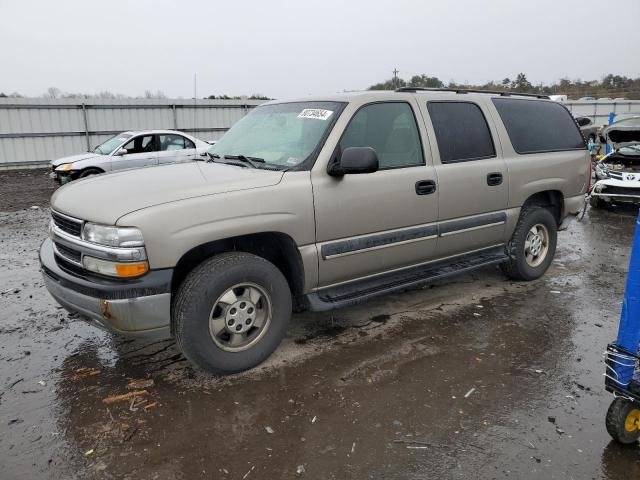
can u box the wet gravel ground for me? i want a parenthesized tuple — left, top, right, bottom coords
(1, 170, 640, 479)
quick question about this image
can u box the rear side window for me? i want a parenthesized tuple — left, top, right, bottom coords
(427, 102, 496, 163)
(492, 98, 585, 154)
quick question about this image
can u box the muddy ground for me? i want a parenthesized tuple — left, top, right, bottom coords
(1, 169, 640, 479)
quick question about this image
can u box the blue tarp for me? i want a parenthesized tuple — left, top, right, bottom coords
(614, 212, 640, 385)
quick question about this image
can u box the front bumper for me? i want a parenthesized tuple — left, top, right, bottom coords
(591, 179, 640, 204)
(40, 238, 172, 338)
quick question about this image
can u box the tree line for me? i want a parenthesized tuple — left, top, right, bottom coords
(0, 87, 271, 100)
(368, 73, 640, 100)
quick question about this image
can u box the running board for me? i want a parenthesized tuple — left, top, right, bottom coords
(305, 248, 508, 312)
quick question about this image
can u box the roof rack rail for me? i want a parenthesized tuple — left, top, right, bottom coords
(395, 87, 549, 99)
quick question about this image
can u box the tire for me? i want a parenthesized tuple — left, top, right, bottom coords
(606, 398, 640, 444)
(501, 205, 557, 281)
(590, 195, 604, 209)
(78, 168, 103, 178)
(173, 252, 292, 374)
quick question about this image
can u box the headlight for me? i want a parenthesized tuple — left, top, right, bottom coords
(55, 163, 74, 172)
(595, 163, 610, 179)
(83, 223, 144, 247)
(82, 256, 148, 278)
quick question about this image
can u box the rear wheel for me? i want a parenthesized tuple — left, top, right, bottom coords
(502, 205, 557, 281)
(173, 252, 292, 374)
(606, 398, 640, 444)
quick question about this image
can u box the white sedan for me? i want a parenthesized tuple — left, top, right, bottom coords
(51, 130, 210, 183)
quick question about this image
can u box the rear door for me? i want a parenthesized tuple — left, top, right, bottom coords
(418, 99, 508, 258)
(157, 134, 197, 165)
(312, 99, 439, 287)
(110, 134, 159, 171)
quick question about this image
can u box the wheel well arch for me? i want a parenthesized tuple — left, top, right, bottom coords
(170, 232, 305, 297)
(522, 190, 564, 225)
(77, 166, 105, 176)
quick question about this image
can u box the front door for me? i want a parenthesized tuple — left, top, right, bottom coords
(110, 134, 159, 171)
(157, 134, 197, 165)
(419, 99, 508, 258)
(312, 100, 439, 287)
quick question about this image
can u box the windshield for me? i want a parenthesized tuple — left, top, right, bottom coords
(94, 133, 132, 155)
(208, 101, 344, 169)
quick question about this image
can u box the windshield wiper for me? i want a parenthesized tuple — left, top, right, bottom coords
(207, 153, 265, 169)
(224, 154, 265, 168)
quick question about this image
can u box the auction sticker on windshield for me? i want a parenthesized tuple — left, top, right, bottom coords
(298, 109, 333, 120)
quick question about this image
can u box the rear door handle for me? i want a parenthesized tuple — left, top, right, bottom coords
(415, 180, 436, 195)
(487, 172, 503, 186)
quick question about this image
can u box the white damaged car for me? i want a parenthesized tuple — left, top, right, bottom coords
(590, 116, 640, 208)
(51, 130, 210, 183)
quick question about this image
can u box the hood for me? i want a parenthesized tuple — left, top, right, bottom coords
(51, 162, 284, 225)
(51, 152, 104, 167)
(603, 116, 640, 147)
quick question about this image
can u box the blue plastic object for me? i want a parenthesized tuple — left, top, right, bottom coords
(605, 112, 616, 155)
(613, 212, 640, 384)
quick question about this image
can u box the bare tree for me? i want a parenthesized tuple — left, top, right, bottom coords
(45, 87, 62, 99)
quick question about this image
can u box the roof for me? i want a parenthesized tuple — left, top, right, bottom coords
(263, 89, 551, 105)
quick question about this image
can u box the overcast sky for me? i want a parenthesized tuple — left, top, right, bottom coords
(1, 0, 638, 99)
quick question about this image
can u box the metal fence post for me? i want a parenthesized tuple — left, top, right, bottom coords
(81, 103, 90, 151)
(172, 104, 177, 130)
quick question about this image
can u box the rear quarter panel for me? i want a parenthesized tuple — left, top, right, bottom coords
(484, 100, 590, 212)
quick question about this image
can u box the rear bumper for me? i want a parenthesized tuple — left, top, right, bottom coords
(40, 238, 172, 338)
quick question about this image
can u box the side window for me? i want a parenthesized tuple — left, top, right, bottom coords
(576, 117, 591, 127)
(183, 136, 195, 149)
(159, 134, 187, 151)
(492, 98, 585, 154)
(123, 135, 156, 154)
(340, 102, 423, 169)
(426, 102, 496, 163)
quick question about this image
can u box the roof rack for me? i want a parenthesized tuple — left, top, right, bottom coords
(395, 87, 549, 99)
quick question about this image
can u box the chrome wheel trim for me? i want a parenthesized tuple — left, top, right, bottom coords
(524, 223, 549, 268)
(208, 282, 272, 352)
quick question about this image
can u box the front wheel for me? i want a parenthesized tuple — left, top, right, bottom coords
(502, 206, 557, 281)
(173, 252, 292, 374)
(590, 195, 605, 209)
(606, 397, 640, 444)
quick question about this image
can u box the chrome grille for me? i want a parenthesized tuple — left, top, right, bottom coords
(54, 242, 82, 263)
(51, 211, 82, 237)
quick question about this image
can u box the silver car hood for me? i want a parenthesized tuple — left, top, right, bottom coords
(51, 152, 104, 167)
(51, 162, 285, 225)
(604, 116, 640, 147)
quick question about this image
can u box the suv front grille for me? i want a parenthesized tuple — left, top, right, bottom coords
(54, 242, 82, 263)
(51, 211, 82, 237)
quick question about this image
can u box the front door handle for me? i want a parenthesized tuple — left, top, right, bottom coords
(487, 172, 503, 186)
(415, 180, 436, 195)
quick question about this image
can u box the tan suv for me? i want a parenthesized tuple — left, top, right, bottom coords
(40, 89, 590, 374)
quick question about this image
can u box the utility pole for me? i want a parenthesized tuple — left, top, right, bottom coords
(193, 73, 197, 134)
(393, 68, 399, 89)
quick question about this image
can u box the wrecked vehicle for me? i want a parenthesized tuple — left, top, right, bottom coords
(50, 130, 210, 183)
(575, 116, 599, 144)
(591, 116, 640, 208)
(40, 89, 589, 374)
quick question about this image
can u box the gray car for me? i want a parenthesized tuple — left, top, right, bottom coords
(51, 129, 210, 183)
(40, 89, 589, 374)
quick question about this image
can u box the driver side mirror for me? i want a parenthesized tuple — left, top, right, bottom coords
(328, 147, 379, 176)
(114, 148, 127, 156)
